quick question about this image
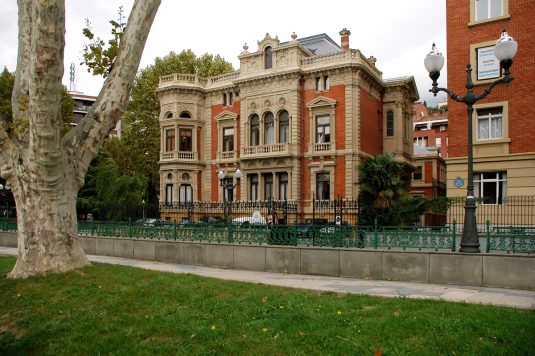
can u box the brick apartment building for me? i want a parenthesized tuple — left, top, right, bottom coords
(411, 103, 447, 198)
(412, 102, 448, 158)
(446, 0, 535, 203)
(69, 91, 121, 137)
(156, 29, 418, 220)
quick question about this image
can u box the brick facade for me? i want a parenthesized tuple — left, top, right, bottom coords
(446, 0, 535, 197)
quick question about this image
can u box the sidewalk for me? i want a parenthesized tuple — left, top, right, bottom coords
(1, 246, 534, 309)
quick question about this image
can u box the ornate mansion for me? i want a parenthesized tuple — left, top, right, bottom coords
(157, 29, 418, 220)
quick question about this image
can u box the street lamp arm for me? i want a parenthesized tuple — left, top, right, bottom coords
(475, 75, 514, 101)
(430, 86, 464, 103)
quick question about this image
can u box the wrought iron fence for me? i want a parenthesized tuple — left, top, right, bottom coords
(486, 221, 535, 254)
(311, 196, 360, 226)
(159, 200, 298, 225)
(447, 196, 535, 231)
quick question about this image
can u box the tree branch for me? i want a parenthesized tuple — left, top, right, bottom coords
(63, 0, 161, 186)
(12, 0, 32, 124)
(0, 0, 32, 181)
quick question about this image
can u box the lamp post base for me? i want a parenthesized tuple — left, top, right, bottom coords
(459, 196, 481, 253)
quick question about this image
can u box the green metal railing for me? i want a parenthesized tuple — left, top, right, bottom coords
(0, 219, 17, 232)
(486, 221, 535, 254)
(73, 220, 458, 251)
(3, 218, 535, 253)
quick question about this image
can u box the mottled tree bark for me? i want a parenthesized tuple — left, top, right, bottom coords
(1, 0, 161, 278)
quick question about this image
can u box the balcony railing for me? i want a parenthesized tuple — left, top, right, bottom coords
(161, 151, 196, 161)
(314, 142, 331, 152)
(242, 143, 289, 157)
(221, 151, 235, 160)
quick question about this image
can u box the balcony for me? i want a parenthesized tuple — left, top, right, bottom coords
(241, 143, 289, 158)
(314, 142, 331, 152)
(161, 151, 196, 161)
(221, 151, 235, 160)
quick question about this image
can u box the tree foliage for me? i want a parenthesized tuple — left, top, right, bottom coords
(0, 67, 15, 122)
(78, 149, 146, 221)
(0, 66, 74, 135)
(80, 7, 234, 207)
(108, 50, 234, 203)
(81, 6, 126, 78)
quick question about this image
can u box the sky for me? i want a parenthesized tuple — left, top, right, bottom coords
(0, 0, 448, 106)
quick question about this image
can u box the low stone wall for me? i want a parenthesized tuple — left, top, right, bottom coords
(2, 232, 534, 290)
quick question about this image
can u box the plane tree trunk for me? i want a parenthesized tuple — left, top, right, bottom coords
(2, 0, 161, 278)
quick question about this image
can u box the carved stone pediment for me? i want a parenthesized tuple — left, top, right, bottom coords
(257, 33, 280, 51)
(215, 110, 238, 122)
(306, 96, 337, 109)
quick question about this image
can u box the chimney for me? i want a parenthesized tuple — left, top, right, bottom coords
(339, 28, 351, 51)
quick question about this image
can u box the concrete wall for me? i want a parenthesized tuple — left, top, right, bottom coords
(1, 232, 534, 290)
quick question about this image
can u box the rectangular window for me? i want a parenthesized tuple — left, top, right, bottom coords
(179, 128, 193, 151)
(475, 0, 503, 21)
(179, 184, 192, 202)
(249, 174, 258, 201)
(165, 184, 173, 205)
(324, 75, 330, 91)
(278, 172, 288, 200)
(475, 172, 506, 204)
(414, 137, 428, 147)
(165, 129, 175, 152)
(477, 108, 502, 140)
(315, 77, 322, 91)
(264, 115, 274, 145)
(413, 166, 423, 180)
(435, 137, 442, 147)
(279, 121, 289, 144)
(316, 173, 330, 200)
(316, 115, 330, 143)
(223, 127, 234, 152)
(386, 111, 394, 137)
(263, 173, 273, 200)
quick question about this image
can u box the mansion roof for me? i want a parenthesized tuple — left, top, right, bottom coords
(157, 30, 418, 101)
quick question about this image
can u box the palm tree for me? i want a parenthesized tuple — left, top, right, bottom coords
(358, 154, 410, 225)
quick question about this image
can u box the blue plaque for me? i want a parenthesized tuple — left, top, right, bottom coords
(454, 178, 464, 188)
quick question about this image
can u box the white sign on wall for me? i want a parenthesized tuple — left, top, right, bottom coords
(477, 46, 501, 80)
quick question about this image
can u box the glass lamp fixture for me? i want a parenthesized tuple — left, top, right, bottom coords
(494, 30, 517, 75)
(424, 43, 445, 74)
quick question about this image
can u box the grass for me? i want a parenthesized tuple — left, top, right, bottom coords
(0, 256, 534, 355)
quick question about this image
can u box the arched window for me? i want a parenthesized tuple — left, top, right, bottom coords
(250, 114, 260, 146)
(179, 111, 191, 119)
(278, 110, 289, 144)
(264, 112, 274, 145)
(264, 46, 272, 69)
(386, 110, 394, 137)
(165, 112, 173, 119)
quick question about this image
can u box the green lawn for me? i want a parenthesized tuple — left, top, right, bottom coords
(1, 256, 534, 355)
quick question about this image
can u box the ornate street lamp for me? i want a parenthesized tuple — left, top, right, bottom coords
(218, 168, 241, 221)
(425, 30, 518, 253)
(0, 183, 11, 218)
